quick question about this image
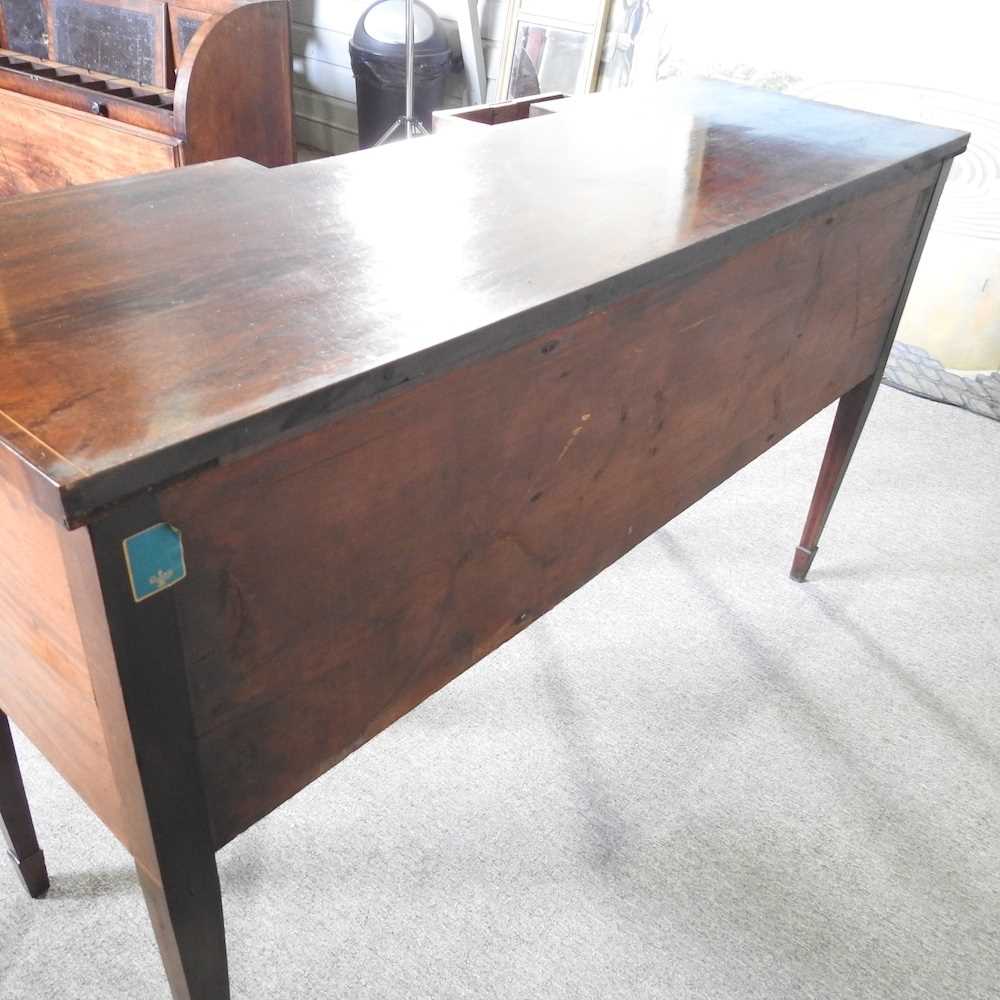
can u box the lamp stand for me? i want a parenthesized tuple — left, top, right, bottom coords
(375, 0, 429, 143)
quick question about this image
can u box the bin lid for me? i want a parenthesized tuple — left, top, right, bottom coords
(352, 0, 449, 56)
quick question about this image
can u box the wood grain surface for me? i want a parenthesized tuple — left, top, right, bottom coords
(0, 49, 176, 133)
(174, 0, 294, 167)
(0, 80, 968, 525)
(0, 446, 126, 845)
(0, 85, 179, 195)
(155, 166, 938, 846)
(0, 0, 293, 207)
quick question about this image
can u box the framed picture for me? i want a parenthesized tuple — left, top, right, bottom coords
(47, 0, 168, 86)
(595, 0, 673, 92)
(498, 0, 612, 102)
(169, 5, 208, 67)
(0, 0, 50, 59)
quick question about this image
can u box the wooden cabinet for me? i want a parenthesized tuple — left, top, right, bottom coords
(0, 81, 967, 997)
(0, 0, 294, 196)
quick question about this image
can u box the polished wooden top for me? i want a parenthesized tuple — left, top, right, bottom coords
(0, 79, 967, 525)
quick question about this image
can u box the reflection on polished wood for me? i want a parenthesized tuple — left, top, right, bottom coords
(0, 80, 967, 998)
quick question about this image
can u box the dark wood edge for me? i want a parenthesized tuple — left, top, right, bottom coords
(826, 157, 955, 436)
(48, 136, 968, 527)
(0, 429, 73, 523)
(869, 159, 955, 385)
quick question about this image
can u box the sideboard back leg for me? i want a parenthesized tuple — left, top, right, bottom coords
(790, 159, 953, 583)
(0, 710, 50, 899)
(790, 374, 877, 581)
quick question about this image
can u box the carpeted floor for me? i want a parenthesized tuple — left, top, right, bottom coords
(1, 387, 997, 1000)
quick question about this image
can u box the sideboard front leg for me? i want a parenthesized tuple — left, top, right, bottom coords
(0, 710, 50, 898)
(790, 374, 876, 581)
(791, 159, 953, 583)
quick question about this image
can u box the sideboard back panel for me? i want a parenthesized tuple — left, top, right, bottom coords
(156, 166, 940, 848)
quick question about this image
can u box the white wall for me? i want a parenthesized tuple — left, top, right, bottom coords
(292, 0, 510, 154)
(660, 1, 1000, 99)
(647, 0, 1000, 369)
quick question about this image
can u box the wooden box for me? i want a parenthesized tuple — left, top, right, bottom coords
(432, 91, 568, 133)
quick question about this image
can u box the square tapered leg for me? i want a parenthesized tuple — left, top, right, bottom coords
(0, 710, 50, 899)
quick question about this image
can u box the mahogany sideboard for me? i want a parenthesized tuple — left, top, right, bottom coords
(0, 0, 294, 197)
(0, 81, 967, 998)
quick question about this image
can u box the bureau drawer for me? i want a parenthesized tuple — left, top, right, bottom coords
(0, 87, 181, 197)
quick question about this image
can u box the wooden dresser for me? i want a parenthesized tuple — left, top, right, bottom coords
(0, 82, 967, 998)
(0, 0, 294, 196)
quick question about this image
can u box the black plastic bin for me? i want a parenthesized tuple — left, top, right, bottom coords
(350, 1, 453, 148)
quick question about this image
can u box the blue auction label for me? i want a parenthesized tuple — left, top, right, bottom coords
(122, 523, 187, 603)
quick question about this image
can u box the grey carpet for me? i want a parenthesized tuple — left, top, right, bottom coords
(2, 388, 998, 1000)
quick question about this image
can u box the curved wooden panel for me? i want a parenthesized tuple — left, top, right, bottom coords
(174, 0, 293, 167)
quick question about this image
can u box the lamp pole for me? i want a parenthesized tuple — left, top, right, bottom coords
(376, 0, 429, 144)
(405, 0, 415, 136)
